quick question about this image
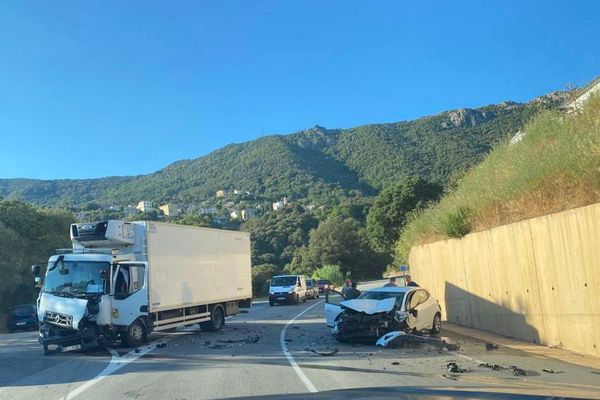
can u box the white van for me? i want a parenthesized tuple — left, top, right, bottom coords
(268, 275, 307, 305)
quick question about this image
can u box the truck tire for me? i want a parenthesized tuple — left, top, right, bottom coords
(123, 320, 147, 347)
(201, 305, 225, 332)
(431, 313, 442, 334)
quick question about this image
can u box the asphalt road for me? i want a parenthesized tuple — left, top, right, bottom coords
(1, 288, 600, 399)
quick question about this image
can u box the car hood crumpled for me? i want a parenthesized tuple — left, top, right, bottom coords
(340, 297, 396, 314)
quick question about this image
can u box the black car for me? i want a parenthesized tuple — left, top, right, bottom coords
(6, 304, 38, 333)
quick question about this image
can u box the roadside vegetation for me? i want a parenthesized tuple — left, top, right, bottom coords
(0, 199, 73, 325)
(397, 95, 600, 261)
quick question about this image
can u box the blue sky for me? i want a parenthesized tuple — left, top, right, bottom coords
(1, 1, 599, 179)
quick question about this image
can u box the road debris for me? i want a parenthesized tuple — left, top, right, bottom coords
(306, 347, 339, 356)
(376, 331, 460, 352)
(446, 362, 467, 373)
(391, 361, 400, 365)
(479, 362, 527, 376)
(542, 368, 562, 374)
(156, 343, 167, 348)
(217, 335, 260, 344)
(485, 343, 499, 351)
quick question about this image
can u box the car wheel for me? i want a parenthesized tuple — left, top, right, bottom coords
(269, 300, 274, 306)
(123, 320, 147, 347)
(431, 313, 442, 334)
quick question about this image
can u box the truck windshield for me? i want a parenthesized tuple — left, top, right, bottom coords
(271, 276, 297, 286)
(43, 261, 109, 296)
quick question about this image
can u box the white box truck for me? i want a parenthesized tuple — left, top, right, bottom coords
(32, 220, 252, 354)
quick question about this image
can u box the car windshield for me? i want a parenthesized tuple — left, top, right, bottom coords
(43, 261, 109, 296)
(271, 276, 297, 286)
(358, 291, 406, 304)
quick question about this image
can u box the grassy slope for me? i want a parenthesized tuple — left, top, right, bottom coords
(397, 95, 600, 261)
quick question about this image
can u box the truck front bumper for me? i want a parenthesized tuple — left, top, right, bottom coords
(39, 322, 99, 352)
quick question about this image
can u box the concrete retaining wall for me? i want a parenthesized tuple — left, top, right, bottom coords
(409, 202, 600, 357)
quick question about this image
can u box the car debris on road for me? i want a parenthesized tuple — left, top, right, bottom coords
(375, 330, 460, 352)
(479, 362, 527, 376)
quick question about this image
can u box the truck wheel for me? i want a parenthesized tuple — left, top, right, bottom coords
(431, 313, 442, 334)
(123, 320, 147, 347)
(201, 305, 225, 332)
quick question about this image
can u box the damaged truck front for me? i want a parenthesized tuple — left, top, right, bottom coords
(34, 255, 116, 353)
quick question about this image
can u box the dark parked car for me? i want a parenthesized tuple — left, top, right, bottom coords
(6, 304, 38, 333)
(306, 279, 319, 299)
(316, 279, 332, 293)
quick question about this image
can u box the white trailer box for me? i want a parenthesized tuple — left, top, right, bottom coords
(145, 222, 252, 312)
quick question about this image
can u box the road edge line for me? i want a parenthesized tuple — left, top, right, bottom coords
(280, 300, 324, 393)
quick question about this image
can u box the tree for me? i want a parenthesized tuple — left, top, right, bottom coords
(251, 264, 279, 297)
(303, 217, 388, 279)
(366, 178, 442, 254)
(311, 265, 344, 287)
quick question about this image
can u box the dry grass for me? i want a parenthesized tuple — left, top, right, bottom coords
(397, 94, 600, 261)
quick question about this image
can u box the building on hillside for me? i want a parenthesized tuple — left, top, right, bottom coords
(567, 76, 600, 111)
(224, 201, 236, 209)
(233, 189, 241, 195)
(272, 197, 288, 211)
(108, 205, 121, 211)
(241, 208, 257, 221)
(136, 201, 154, 212)
(216, 190, 226, 198)
(159, 203, 183, 217)
(124, 206, 138, 218)
(230, 210, 240, 219)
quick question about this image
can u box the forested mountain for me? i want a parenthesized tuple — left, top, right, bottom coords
(0, 95, 565, 207)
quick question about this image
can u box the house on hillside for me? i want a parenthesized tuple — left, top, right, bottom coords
(159, 203, 183, 217)
(272, 197, 289, 211)
(241, 208, 257, 220)
(230, 210, 240, 219)
(136, 201, 154, 212)
(216, 190, 226, 198)
(123, 206, 138, 218)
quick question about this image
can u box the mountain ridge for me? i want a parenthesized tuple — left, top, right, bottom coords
(0, 94, 567, 208)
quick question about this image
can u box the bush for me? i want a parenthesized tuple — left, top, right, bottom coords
(311, 265, 344, 287)
(440, 206, 471, 238)
(251, 264, 279, 297)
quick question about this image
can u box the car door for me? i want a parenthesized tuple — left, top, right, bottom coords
(405, 289, 430, 331)
(419, 290, 438, 327)
(324, 290, 345, 327)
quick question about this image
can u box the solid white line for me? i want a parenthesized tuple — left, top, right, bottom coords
(56, 340, 168, 400)
(280, 300, 324, 393)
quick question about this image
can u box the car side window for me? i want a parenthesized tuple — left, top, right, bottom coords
(409, 290, 428, 309)
(326, 290, 345, 305)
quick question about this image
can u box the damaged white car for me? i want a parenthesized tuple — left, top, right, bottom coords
(324, 287, 441, 342)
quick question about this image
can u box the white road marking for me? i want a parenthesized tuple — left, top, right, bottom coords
(56, 340, 168, 400)
(280, 300, 324, 393)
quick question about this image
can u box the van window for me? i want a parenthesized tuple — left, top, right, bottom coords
(271, 276, 297, 286)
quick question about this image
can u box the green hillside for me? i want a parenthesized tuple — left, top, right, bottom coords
(0, 96, 565, 208)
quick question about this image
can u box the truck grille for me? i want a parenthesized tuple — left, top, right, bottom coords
(44, 311, 73, 328)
